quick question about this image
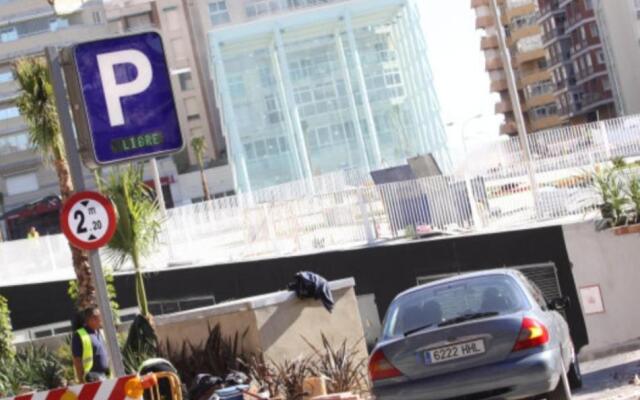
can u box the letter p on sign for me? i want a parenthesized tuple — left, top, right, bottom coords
(97, 50, 153, 127)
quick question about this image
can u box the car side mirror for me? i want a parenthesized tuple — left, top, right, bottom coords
(548, 296, 570, 311)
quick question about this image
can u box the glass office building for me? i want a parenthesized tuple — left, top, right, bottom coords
(208, 0, 450, 192)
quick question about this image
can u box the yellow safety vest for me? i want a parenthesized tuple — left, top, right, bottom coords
(76, 328, 93, 376)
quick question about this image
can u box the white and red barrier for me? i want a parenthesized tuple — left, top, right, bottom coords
(1, 375, 145, 400)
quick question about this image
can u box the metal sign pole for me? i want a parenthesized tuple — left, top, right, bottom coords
(46, 46, 126, 377)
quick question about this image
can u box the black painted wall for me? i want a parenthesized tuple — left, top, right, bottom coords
(0, 225, 589, 350)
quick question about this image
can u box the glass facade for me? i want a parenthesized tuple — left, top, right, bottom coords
(209, 0, 450, 192)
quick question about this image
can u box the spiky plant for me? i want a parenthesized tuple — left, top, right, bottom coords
(104, 164, 162, 317)
(0, 345, 66, 396)
(304, 334, 367, 394)
(626, 174, 640, 224)
(14, 57, 95, 309)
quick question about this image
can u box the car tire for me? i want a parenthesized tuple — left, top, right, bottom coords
(544, 371, 572, 400)
(568, 358, 583, 390)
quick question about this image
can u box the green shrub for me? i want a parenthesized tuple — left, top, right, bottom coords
(0, 295, 15, 363)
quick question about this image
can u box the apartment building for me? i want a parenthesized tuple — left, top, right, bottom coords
(474, 0, 562, 136)
(538, 0, 616, 124)
(190, 0, 450, 192)
(475, 0, 640, 135)
(0, 0, 109, 239)
(105, 0, 224, 168)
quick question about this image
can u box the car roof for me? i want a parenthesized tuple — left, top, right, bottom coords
(393, 268, 521, 302)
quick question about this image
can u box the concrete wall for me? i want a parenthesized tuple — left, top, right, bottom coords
(563, 222, 640, 358)
(154, 278, 368, 363)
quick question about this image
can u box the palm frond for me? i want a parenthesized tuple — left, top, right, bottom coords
(103, 164, 163, 270)
(13, 57, 64, 163)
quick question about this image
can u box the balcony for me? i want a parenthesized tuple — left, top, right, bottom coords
(485, 57, 504, 71)
(508, 24, 542, 44)
(538, 0, 562, 20)
(491, 78, 509, 92)
(471, 0, 489, 7)
(506, 2, 537, 21)
(476, 15, 495, 29)
(520, 69, 552, 86)
(543, 26, 566, 44)
(500, 121, 518, 135)
(495, 100, 513, 113)
(516, 48, 546, 65)
(481, 35, 499, 50)
(525, 92, 556, 110)
(472, 0, 504, 8)
(531, 114, 562, 131)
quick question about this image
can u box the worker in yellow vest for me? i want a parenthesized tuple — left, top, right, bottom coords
(72, 307, 110, 382)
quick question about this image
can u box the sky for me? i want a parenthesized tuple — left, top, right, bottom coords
(417, 0, 504, 163)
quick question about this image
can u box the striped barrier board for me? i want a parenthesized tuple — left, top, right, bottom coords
(1, 375, 143, 400)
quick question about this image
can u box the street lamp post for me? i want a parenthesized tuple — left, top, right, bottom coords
(446, 114, 484, 229)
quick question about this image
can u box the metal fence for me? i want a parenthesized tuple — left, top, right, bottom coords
(2, 115, 640, 286)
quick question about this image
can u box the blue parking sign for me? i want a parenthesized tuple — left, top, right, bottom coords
(71, 31, 183, 166)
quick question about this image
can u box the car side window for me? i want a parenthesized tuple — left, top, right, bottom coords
(519, 274, 548, 310)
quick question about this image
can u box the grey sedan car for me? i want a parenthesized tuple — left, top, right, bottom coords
(370, 270, 580, 400)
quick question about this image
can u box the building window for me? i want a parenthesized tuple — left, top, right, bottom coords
(585, 0, 593, 9)
(602, 77, 611, 91)
(0, 131, 30, 155)
(0, 106, 19, 120)
(228, 76, 246, 99)
(92, 11, 103, 24)
(184, 97, 200, 121)
(209, 1, 230, 26)
(164, 7, 181, 31)
(245, 0, 276, 18)
(0, 69, 13, 84)
(6, 172, 38, 196)
(49, 18, 69, 32)
(596, 50, 605, 64)
(590, 22, 599, 38)
(178, 71, 193, 91)
(124, 13, 153, 31)
(0, 27, 17, 43)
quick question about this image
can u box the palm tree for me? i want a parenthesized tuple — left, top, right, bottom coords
(104, 164, 162, 317)
(13, 57, 96, 309)
(191, 136, 211, 201)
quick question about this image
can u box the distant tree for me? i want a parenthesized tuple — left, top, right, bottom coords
(191, 136, 211, 201)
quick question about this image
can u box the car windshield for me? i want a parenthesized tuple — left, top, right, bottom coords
(382, 274, 530, 340)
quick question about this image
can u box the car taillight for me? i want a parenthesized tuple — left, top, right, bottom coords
(512, 317, 550, 352)
(369, 349, 402, 382)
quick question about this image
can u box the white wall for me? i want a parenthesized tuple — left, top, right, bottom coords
(563, 222, 640, 356)
(175, 164, 234, 205)
(599, 0, 640, 115)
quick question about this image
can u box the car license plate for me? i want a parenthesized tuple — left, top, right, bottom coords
(424, 339, 485, 364)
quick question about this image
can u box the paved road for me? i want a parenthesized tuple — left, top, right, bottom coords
(574, 350, 640, 400)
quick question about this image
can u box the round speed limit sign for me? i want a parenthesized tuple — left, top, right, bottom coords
(61, 191, 117, 250)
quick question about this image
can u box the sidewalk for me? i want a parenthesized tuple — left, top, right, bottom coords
(574, 349, 640, 400)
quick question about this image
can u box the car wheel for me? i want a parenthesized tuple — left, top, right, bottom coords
(568, 358, 583, 390)
(544, 371, 572, 400)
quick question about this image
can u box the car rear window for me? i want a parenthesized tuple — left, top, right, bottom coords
(382, 274, 530, 339)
